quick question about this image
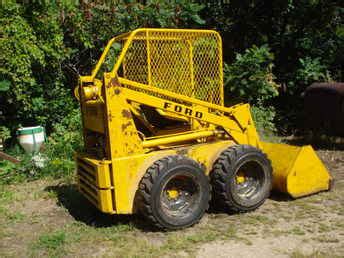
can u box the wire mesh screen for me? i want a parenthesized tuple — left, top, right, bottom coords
(121, 29, 223, 105)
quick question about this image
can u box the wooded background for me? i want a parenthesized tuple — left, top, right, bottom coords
(0, 0, 343, 142)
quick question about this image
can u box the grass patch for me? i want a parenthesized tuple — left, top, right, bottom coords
(290, 226, 305, 236)
(313, 235, 340, 243)
(185, 231, 218, 243)
(33, 188, 57, 200)
(0, 187, 14, 203)
(32, 230, 66, 258)
(59, 218, 241, 258)
(335, 222, 344, 229)
(38, 231, 66, 249)
(240, 214, 271, 226)
(6, 211, 25, 222)
(0, 206, 25, 223)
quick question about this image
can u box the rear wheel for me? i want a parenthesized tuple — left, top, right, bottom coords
(210, 145, 272, 212)
(136, 155, 210, 230)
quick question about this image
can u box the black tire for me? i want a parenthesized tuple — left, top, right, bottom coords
(135, 155, 211, 230)
(210, 145, 272, 212)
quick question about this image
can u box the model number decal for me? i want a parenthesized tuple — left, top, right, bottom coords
(163, 102, 203, 119)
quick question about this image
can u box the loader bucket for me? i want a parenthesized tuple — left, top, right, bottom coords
(261, 142, 332, 198)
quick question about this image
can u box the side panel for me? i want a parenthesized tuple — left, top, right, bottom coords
(112, 140, 234, 214)
(112, 150, 176, 214)
(76, 155, 115, 213)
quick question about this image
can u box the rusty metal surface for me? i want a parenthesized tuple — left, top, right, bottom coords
(305, 82, 344, 95)
(0, 151, 20, 164)
(304, 82, 344, 136)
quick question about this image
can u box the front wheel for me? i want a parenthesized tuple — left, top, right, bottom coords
(210, 145, 272, 212)
(135, 155, 211, 230)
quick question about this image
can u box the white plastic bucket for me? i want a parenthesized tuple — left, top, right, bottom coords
(17, 126, 45, 154)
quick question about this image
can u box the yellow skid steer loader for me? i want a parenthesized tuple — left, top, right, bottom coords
(75, 29, 331, 230)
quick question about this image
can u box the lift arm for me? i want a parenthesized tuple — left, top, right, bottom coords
(79, 75, 260, 147)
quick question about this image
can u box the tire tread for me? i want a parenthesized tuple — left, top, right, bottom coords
(136, 155, 211, 230)
(210, 145, 272, 213)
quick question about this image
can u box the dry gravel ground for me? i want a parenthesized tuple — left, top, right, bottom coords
(0, 149, 343, 258)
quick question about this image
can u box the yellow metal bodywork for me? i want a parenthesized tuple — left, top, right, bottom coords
(77, 140, 234, 214)
(262, 142, 331, 198)
(75, 28, 331, 215)
(76, 156, 114, 212)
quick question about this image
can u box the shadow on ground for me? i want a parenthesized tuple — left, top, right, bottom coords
(45, 183, 297, 231)
(45, 183, 154, 231)
(269, 191, 293, 202)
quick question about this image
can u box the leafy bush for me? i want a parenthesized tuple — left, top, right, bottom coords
(0, 160, 17, 184)
(224, 45, 279, 105)
(0, 1, 205, 182)
(0, 126, 10, 142)
(251, 105, 277, 135)
(0, 1, 205, 135)
(0, 2, 75, 132)
(0, 109, 82, 184)
(295, 57, 331, 87)
(40, 109, 82, 177)
(45, 110, 82, 159)
(0, 151, 36, 185)
(224, 45, 279, 136)
(202, 1, 342, 133)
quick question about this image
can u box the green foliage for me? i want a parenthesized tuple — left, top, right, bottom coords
(33, 230, 67, 257)
(223, 45, 279, 136)
(58, 0, 205, 74)
(201, 0, 343, 82)
(0, 1, 205, 183)
(0, 0, 205, 134)
(41, 109, 82, 177)
(251, 105, 277, 135)
(0, 110, 82, 184)
(38, 231, 66, 249)
(0, 160, 16, 182)
(296, 57, 331, 87)
(0, 152, 42, 185)
(224, 45, 279, 105)
(201, 0, 343, 132)
(0, 2, 74, 131)
(0, 126, 10, 141)
(45, 109, 82, 159)
(0, 80, 10, 92)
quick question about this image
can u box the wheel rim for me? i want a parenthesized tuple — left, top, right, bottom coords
(160, 174, 200, 218)
(234, 160, 265, 200)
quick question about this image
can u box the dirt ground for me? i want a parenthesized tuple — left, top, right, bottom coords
(0, 149, 343, 258)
